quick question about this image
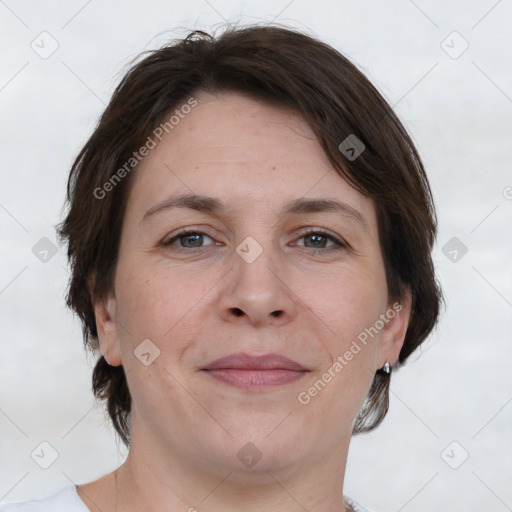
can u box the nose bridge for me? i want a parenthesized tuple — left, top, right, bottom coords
(233, 233, 281, 296)
(218, 233, 297, 326)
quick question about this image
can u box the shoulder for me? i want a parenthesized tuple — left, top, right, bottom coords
(0, 486, 89, 512)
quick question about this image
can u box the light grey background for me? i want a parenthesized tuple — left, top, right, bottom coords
(1, 1, 511, 510)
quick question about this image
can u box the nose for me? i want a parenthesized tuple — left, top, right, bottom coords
(217, 238, 298, 328)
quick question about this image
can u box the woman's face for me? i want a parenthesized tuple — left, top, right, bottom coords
(95, 91, 410, 477)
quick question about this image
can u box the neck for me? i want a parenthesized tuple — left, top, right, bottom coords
(113, 426, 350, 512)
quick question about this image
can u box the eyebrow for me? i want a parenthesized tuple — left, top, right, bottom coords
(141, 193, 368, 230)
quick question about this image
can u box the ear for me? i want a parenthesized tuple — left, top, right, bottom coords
(93, 295, 122, 367)
(377, 288, 412, 370)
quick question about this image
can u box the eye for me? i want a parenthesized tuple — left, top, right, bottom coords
(163, 229, 216, 250)
(294, 229, 346, 251)
(162, 228, 347, 254)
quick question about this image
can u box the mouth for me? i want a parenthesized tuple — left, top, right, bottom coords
(201, 353, 309, 390)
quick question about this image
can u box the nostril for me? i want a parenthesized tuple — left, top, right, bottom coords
(232, 308, 244, 317)
(271, 310, 284, 318)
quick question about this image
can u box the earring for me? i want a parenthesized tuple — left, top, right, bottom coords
(383, 361, 391, 373)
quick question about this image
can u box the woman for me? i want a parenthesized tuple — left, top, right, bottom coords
(1, 24, 441, 512)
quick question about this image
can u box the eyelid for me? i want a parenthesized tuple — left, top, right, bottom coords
(162, 228, 218, 247)
(162, 227, 348, 253)
(292, 227, 348, 250)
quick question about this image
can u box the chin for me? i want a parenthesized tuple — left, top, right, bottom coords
(204, 417, 310, 477)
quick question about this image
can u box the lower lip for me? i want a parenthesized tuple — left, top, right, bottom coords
(203, 369, 307, 390)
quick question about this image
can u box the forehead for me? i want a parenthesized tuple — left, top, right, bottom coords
(126, 91, 376, 227)
(168, 92, 317, 164)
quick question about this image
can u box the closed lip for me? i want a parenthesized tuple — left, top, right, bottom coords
(202, 353, 308, 371)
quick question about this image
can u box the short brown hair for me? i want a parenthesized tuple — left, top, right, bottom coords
(58, 24, 442, 446)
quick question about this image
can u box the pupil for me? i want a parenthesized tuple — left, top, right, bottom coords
(307, 234, 325, 248)
(183, 234, 202, 247)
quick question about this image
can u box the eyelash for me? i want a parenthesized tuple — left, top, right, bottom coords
(297, 228, 347, 251)
(162, 228, 347, 254)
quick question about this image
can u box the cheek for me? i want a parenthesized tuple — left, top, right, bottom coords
(303, 265, 387, 346)
(112, 261, 208, 411)
(113, 256, 223, 368)
(298, 280, 380, 423)
(296, 264, 386, 413)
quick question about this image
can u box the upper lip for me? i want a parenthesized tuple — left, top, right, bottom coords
(202, 353, 308, 371)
